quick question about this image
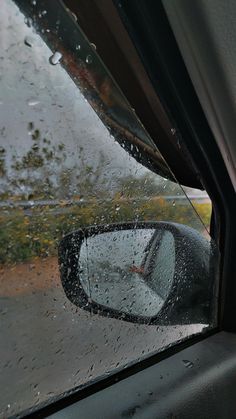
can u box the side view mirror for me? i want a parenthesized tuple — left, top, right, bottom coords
(58, 222, 218, 325)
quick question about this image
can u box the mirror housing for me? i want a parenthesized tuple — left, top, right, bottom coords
(58, 222, 218, 325)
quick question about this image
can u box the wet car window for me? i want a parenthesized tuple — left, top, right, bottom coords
(0, 1, 219, 417)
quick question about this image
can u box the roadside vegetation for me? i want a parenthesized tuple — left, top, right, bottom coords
(0, 126, 211, 265)
(0, 198, 211, 265)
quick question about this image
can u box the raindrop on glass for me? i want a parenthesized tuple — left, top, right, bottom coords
(28, 99, 40, 106)
(182, 359, 194, 368)
(49, 51, 62, 65)
(24, 36, 34, 47)
(24, 17, 33, 27)
(38, 10, 47, 18)
(85, 54, 92, 64)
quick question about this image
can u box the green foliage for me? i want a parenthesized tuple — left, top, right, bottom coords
(21, 150, 44, 169)
(11, 125, 56, 171)
(0, 199, 211, 265)
(0, 121, 211, 265)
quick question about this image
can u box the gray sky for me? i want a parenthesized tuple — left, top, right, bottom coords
(0, 1, 149, 188)
(0, 0, 206, 201)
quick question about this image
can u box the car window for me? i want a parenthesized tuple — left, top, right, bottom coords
(0, 1, 219, 417)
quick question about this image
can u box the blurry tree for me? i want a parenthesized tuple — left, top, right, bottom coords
(75, 149, 109, 199)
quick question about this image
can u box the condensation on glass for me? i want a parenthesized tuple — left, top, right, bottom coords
(0, 1, 218, 417)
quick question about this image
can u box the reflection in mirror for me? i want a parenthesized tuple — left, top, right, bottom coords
(79, 229, 175, 317)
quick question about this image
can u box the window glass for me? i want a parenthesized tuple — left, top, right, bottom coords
(0, 1, 218, 417)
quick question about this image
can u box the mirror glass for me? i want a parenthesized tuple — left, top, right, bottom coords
(79, 228, 175, 318)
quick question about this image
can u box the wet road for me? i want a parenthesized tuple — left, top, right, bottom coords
(0, 285, 205, 418)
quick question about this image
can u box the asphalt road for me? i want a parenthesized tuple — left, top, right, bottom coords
(0, 284, 205, 418)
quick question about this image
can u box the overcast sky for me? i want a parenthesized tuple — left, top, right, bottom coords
(0, 1, 150, 183)
(0, 0, 206, 201)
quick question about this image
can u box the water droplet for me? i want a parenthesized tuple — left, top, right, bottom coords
(76, 44, 81, 51)
(85, 54, 92, 64)
(90, 43, 96, 50)
(49, 51, 62, 65)
(24, 36, 34, 47)
(115, 205, 120, 212)
(171, 128, 176, 135)
(182, 359, 194, 368)
(28, 99, 40, 106)
(172, 200, 176, 207)
(38, 10, 47, 18)
(24, 17, 33, 27)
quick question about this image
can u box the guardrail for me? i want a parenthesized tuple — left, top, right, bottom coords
(0, 195, 210, 209)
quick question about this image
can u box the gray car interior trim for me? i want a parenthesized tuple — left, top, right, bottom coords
(163, 0, 236, 191)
